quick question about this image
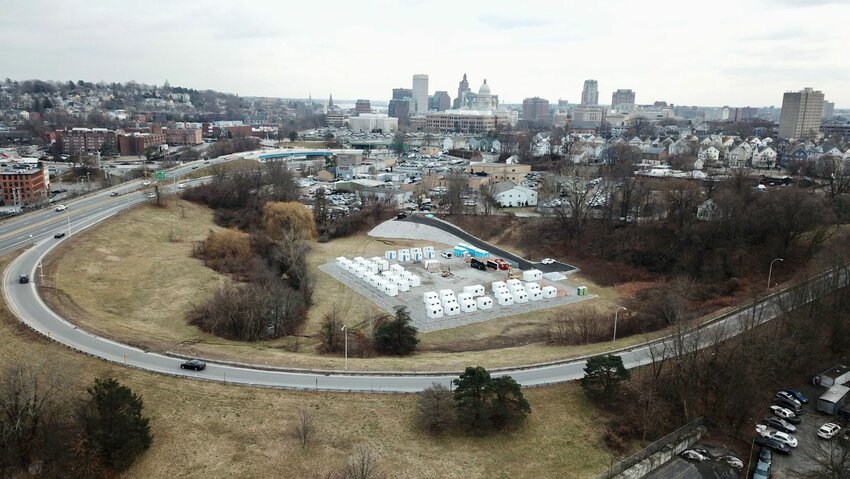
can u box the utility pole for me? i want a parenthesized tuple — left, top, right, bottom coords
(341, 325, 348, 371)
(66, 208, 71, 237)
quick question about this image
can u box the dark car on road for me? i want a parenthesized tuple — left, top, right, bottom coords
(754, 436, 792, 455)
(54, 232, 66, 239)
(18, 274, 29, 284)
(180, 359, 206, 371)
(763, 416, 797, 433)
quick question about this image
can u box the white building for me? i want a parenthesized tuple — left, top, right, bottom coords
(348, 114, 398, 133)
(490, 181, 538, 207)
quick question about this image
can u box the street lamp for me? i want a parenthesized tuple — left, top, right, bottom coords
(341, 325, 348, 371)
(767, 258, 784, 290)
(613, 306, 628, 343)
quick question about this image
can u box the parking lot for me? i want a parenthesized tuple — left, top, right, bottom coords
(646, 444, 739, 479)
(319, 250, 592, 333)
(763, 383, 838, 477)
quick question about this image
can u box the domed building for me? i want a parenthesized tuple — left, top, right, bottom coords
(472, 79, 497, 111)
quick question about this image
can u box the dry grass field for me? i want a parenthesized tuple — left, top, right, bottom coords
(2, 254, 616, 479)
(39, 200, 636, 371)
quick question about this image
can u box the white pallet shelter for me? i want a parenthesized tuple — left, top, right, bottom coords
(476, 296, 494, 309)
(427, 304, 444, 319)
(522, 269, 543, 282)
(463, 285, 485, 297)
(461, 300, 477, 313)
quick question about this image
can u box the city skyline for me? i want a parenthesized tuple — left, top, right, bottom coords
(1, 0, 849, 107)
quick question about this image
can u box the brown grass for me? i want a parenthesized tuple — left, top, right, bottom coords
(2, 252, 616, 478)
(39, 200, 642, 371)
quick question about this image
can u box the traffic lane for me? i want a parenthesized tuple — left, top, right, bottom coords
(645, 458, 700, 479)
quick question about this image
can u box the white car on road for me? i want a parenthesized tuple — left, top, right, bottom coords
(54, 204, 67, 212)
(142, 181, 151, 186)
(177, 183, 187, 189)
(541, 258, 556, 265)
(818, 423, 841, 439)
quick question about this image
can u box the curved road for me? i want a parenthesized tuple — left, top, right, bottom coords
(2, 164, 848, 392)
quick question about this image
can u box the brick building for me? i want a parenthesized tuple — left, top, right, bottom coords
(164, 128, 203, 145)
(58, 128, 117, 155)
(118, 131, 167, 156)
(0, 163, 49, 205)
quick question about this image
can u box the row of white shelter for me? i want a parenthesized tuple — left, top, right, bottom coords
(385, 246, 436, 262)
(421, 279, 558, 319)
(336, 256, 421, 297)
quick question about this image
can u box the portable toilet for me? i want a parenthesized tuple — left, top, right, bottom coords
(461, 300, 477, 313)
(384, 283, 399, 297)
(453, 244, 469, 257)
(513, 291, 529, 303)
(542, 286, 558, 298)
(427, 304, 444, 319)
(385, 250, 397, 260)
(423, 291, 439, 304)
(423, 246, 436, 259)
(496, 292, 514, 306)
(390, 264, 405, 274)
(577, 286, 588, 296)
(529, 289, 543, 301)
(395, 279, 410, 292)
(476, 296, 493, 310)
(411, 247, 423, 261)
(398, 249, 411, 262)
(439, 289, 456, 302)
(408, 275, 421, 287)
(444, 302, 460, 316)
(522, 269, 543, 282)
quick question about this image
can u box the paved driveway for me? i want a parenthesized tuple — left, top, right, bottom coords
(398, 215, 578, 273)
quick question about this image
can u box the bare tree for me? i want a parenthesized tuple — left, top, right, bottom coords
(343, 447, 381, 479)
(292, 409, 316, 449)
(552, 164, 604, 240)
(793, 440, 850, 479)
(417, 383, 455, 435)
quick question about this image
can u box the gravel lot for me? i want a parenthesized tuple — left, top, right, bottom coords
(319, 253, 592, 333)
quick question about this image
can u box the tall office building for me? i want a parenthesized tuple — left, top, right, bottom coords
(454, 73, 471, 109)
(522, 97, 550, 124)
(354, 99, 372, 115)
(430, 91, 451, 111)
(611, 89, 635, 110)
(412, 74, 429, 113)
(778, 87, 825, 139)
(392, 88, 413, 100)
(581, 80, 599, 105)
(822, 101, 835, 120)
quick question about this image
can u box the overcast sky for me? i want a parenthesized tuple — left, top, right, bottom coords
(2, 0, 849, 107)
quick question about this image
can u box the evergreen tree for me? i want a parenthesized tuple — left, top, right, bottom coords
(453, 366, 493, 431)
(373, 306, 419, 356)
(78, 378, 151, 471)
(580, 354, 631, 401)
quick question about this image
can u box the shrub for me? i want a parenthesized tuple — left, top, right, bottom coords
(196, 228, 254, 277)
(263, 201, 318, 241)
(417, 383, 456, 435)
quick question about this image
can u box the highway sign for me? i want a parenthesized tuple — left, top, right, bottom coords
(155, 170, 166, 181)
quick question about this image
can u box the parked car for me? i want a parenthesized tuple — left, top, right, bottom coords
(18, 274, 29, 284)
(776, 391, 802, 408)
(781, 389, 810, 404)
(753, 460, 770, 479)
(763, 416, 797, 433)
(53, 232, 65, 239)
(180, 359, 206, 371)
(818, 423, 841, 440)
(681, 449, 708, 461)
(754, 436, 792, 455)
(718, 455, 743, 470)
(762, 430, 798, 448)
(774, 396, 804, 414)
(440, 252, 451, 259)
(758, 447, 772, 466)
(396, 212, 407, 219)
(770, 405, 801, 423)
(541, 258, 556, 265)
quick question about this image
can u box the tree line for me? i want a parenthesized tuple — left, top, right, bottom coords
(1, 363, 151, 478)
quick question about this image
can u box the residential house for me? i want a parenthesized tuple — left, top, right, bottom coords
(698, 145, 720, 164)
(697, 199, 718, 221)
(751, 146, 777, 169)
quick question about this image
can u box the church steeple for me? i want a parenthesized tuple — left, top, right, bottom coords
(328, 94, 334, 108)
